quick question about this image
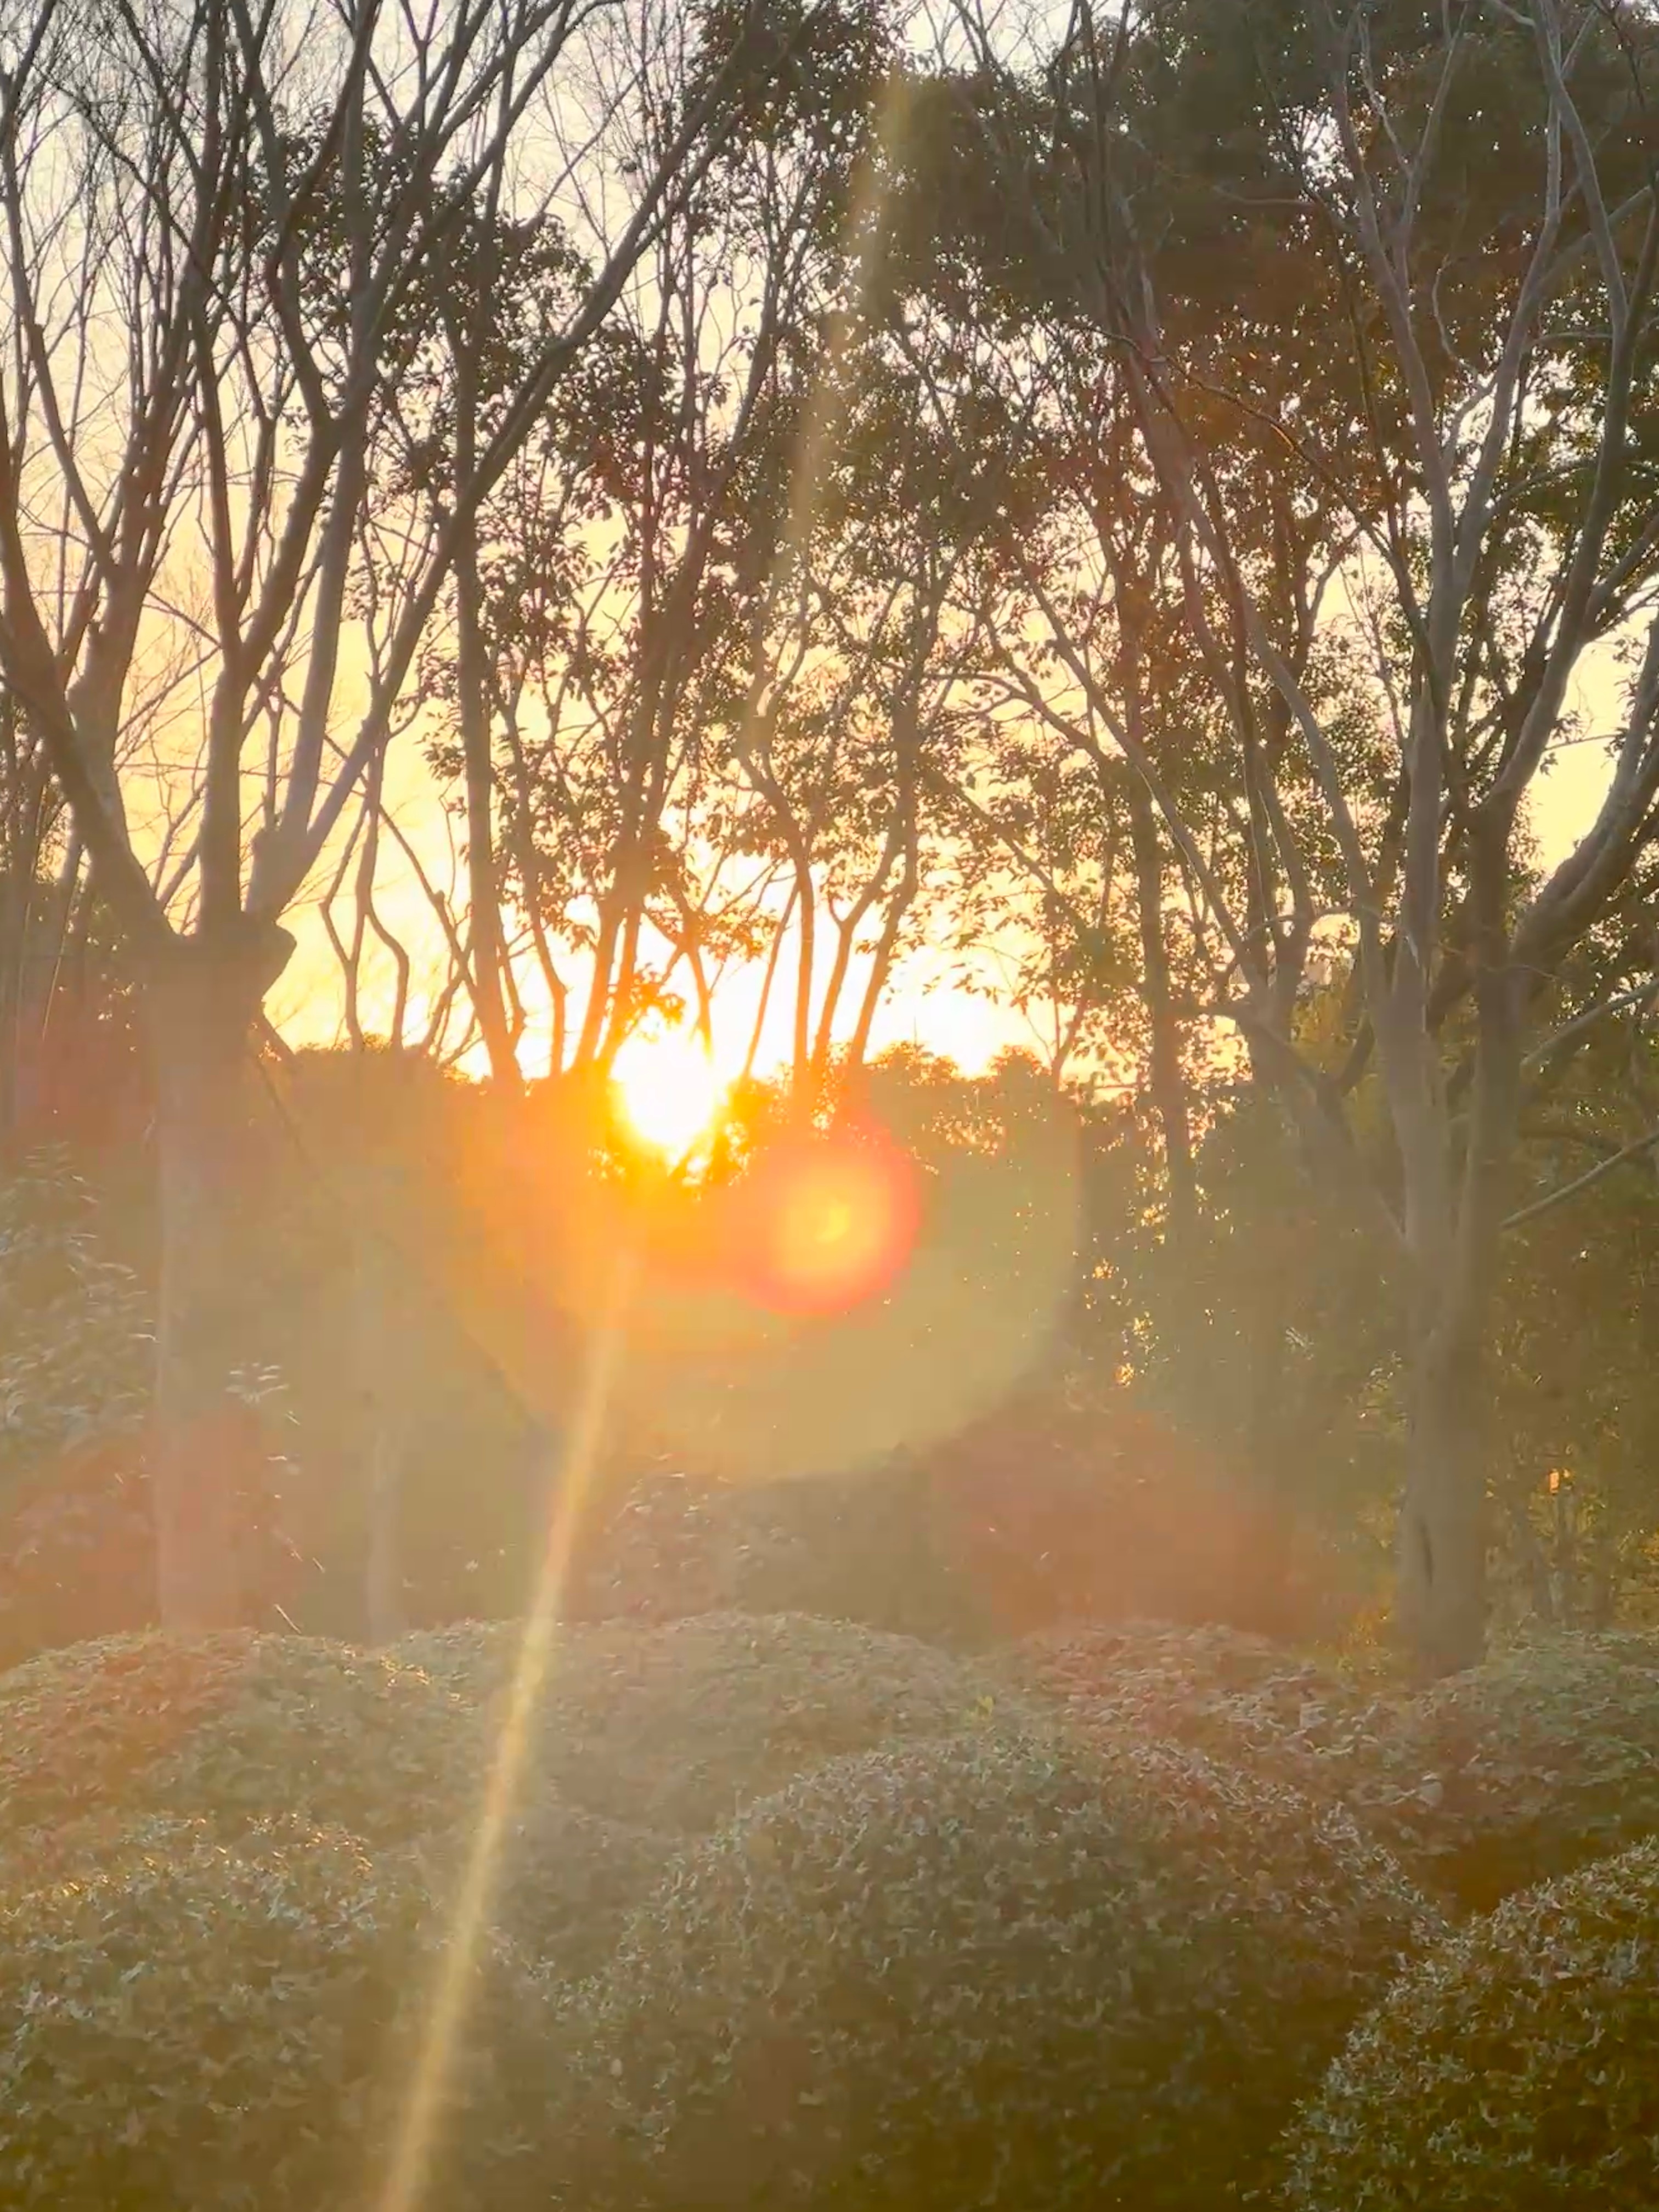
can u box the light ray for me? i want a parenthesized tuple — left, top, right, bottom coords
(374, 1245, 637, 2212)
(376, 51, 927, 2209)
(736, 65, 919, 744)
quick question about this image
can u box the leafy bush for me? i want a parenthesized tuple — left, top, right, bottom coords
(399, 1616, 521, 1700)
(1280, 1838, 1659, 2210)
(399, 1609, 1001, 1833)
(1322, 1632, 1659, 1911)
(0, 1152, 151, 1483)
(0, 1629, 474, 1851)
(0, 1814, 551, 2212)
(482, 1795, 680, 1979)
(0, 1157, 154, 1666)
(1009, 1627, 1659, 1915)
(562, 1464, 994, 1647)
(1000, 1618, 1372, 1792)
(0, 1155, 305, 1666)
(563, 1729, 1440, 2212)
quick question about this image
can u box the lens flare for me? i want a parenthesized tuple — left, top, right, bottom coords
(610, 1027, 727, 1163)
(738, 1126, 919, 1314)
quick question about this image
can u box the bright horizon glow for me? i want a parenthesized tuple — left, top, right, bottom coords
(610, 1023, 730, 1161)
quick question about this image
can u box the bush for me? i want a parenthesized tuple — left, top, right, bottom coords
(398, 1616, 521, 1700)
(1000, 1619, 1372, 1793)
(563, 1729, 1440, 2212)
(1280, 1838, 1659, 2210)
(0, 1629, 475, 1851)
(0, 1815, 551, 2212)
(399, 1609, 1002, 1834)
(483, 1796, 680, 1980)
(0, 1152, 150, 1488)
(1323, 1632, 1659, 1911)
(561, 1465, 995, 1647)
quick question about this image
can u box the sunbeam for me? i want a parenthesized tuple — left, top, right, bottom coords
(373, 1245, 637, 2212)
(734, 63, 918, 751)
(375, 51, 927, 2212)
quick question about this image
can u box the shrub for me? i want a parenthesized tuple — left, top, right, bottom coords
(399, 1609, 1001, 1834)
(0, 1152, 151, 1488)
(910, 1389, 1352, 1643)
(398, 1617, 520, 1700)
(1280, 1838, 1659, 2210)
(0, 1814, 551, 2212)
(0, 1629, 475, 1851)
(483, 1796, 680, 1979)
(1000, 1619, 1372, 1792)
(562, 1464, 994, 1647)
(563, 1728, 1440, 2212)
(1323, 1632, 1659, 1911)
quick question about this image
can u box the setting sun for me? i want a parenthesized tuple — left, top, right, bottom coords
(610, 1025, 729, 1162)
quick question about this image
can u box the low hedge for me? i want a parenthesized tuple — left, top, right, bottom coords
(1280, 1837, 1659, 2209)
(452, 1795, 680, 1980)
(402, 1610, 1002, 1834)
(1000, 1620, 1370, 1798)
(0, 1815, 551, 2211)
(0, 1630, 474, 1852)
(1323, 1632, 1659, 1911)
(397, 1618, 520, 1700)
(562, 1728, 1440, 2212)
(1010, 1627, 1659, 1916)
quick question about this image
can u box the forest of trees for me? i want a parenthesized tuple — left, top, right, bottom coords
(3, 0, 1659, 1682)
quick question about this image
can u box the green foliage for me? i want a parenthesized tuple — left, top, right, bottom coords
(482, 1795, 680, 1981)
(1322, 1632, 1659, 1913)
(398, 1609, 998, 1834)
(1001, 1620, 1373, 1798)
(0, 1814, 550, 2212)
(0, 1151, 150, 1487)
(564, 1729, 1439, 2212)
(556, 1462, 996, 1648)
(1280, 1838, 1659, 2210)
(0, 1630, 474, 1853)
(1003, 1624, 1659, 1916)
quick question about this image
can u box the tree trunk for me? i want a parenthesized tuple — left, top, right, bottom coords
(1397, 1311, 1488, 1679)
(1239, 1260, 1294, 1633)
(355, 1214, 407, 1643)
(1127, 777, 1196, 1240)
(144, 929, 291, 1629)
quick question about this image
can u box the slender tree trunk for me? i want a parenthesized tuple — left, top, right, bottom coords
(144, 929, 291, 1629)
(1239, 1256, 1294, 1632)
(357, 1224, 407, 1643)
(454, 375, 519, 1088)
(1396, 1302, 1489, 1679)
(1127, 777, 1196, 1240)
(1402, 874, 1534, 1675)
(0, 867, 22, 1153)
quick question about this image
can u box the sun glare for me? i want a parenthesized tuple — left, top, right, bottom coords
(611, 1025, 729, 1162)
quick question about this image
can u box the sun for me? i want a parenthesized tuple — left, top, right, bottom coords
(610, 1024, 730, 1163)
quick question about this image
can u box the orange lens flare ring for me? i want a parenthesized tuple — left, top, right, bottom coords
(737, 1126, 919, 1314)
